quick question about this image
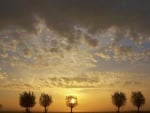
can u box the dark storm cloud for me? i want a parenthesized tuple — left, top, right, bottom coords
(0, 0, 150, 35)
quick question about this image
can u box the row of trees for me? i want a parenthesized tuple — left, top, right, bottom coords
(19, 91, 78, 113)
(112, 91, 145, 113)
(19, 91, 145, 113)
(20, 92, 52, 113)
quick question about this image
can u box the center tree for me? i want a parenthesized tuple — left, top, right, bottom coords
(66, 95, 78, 113)
(39, 93, 53, 113)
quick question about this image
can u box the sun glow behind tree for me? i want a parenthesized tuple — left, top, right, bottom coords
(66, 96, 78, 113)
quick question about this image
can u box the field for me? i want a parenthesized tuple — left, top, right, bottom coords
(0, 111, 150, 113)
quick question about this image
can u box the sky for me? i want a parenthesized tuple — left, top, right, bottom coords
(0, 0, 150, 112)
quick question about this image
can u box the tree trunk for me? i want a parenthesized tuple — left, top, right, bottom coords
(117, 107, 120, 113)
(26, 107, 30, 113)
(71, 106, 73, 113)
(137, 106, 140, 113)
(44, 106, 47, 113)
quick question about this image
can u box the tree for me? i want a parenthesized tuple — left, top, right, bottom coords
(112, 92, 126, 113)
(19, 91, 36, 113)
(131, 91, 145, 113)
(66, 95, 78, 113)
(39, 93, 53, 113)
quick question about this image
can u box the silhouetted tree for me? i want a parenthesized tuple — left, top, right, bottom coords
(19, 91, 36, 113)
(39, 93, 53, 113)
(131, 91, 145, 113)
(66, 95, 78, 113)
(112, 92, 126, 113)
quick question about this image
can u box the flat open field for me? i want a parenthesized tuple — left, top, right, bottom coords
(0, 111, 150, 113)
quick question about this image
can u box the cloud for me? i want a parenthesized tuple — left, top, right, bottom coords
(0, 23, 98, 78)
(0, 1, 150, 80)
(92, 26, 150, 62)
(23, 48, 32, 58)
(23, 83, 34, 89)
(0, 68, 7, 80)
(0, 74, 6, 80)
(1, 2, 150, 47)
(0, 1, 150, 32)
(95, 52, 111, 61)
(0, 21, 149, 79)
(35, 72, 146, 89)
(110, 44, 135, 61)
(0, 51, 8, 58)
(124, 80, 141, 86)
(0, 1, 150, 39)
(0, 83, 35, 90)
(38, 76, 98, 88)
(0, 76, 36, 90)
(0, 72, 148, 90)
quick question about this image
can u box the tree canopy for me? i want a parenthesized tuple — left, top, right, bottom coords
(39, 93, 53, 113)
(66, 95, 78, 113)
(19, 91, 36, 113)
(112, 91, 126, 113)
(131, 91, 145, 113)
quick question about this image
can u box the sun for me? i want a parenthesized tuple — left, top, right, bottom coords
(70, 98, 76, 104)
(66, 95, 78, 107)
